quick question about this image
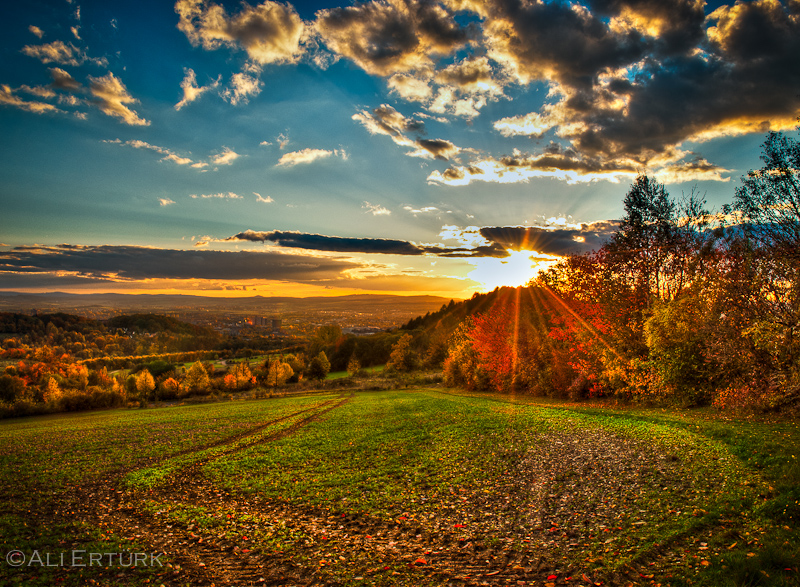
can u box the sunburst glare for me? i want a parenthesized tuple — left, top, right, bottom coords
(468, 249, 553, 291)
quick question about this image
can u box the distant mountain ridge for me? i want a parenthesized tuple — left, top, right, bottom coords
(0, 291, 456, 317)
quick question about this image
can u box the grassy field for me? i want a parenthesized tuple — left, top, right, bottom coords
(0, 389, 797, 586)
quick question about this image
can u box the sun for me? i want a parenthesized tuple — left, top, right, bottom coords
(468, 249, 552, 291)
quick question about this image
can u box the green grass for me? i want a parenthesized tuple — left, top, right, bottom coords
(0, 392, 337, 586)
(1, 388, 797, 586)
(326, 364, 385, 380)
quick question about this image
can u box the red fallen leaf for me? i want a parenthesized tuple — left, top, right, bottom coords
(583, 573, 592, 582)
(399, 516, 407, 520)
(547, 574, 557, 580)
(454, 524, 465, 528)
(414, 558, 427, 566)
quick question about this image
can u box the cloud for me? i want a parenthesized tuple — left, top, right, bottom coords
(277, 147, 346, 166)
(22, 40, 84, 66)
(0, 244, 357, 282)
(404, 205, 440, 214)
(387, 73, 432, 102)
(222, 71, 264, 105)
(175, 0, 306, 65)
(49, 67, 82, 92)
(315, 0, 472, 77)
(159, 198, 177, 206)
(210, 147, 240, 165)
(352, 103, 462, 160)
(428, 145, 640, 185)
(478, 221, 620, 256)
(104, 139, 245, 169)
(411, 138, 460, 160)
(105, 139, 194, 165)
(254, 192, 274, 203)
(470, 0, 800, 175)
(225, 229, 508, 257)
(29, 25, 44, 39)
(190, 192, 243, 199)
(363, 201, 391, 216)
(0, 84, 62, 114)
(87, 72, 149, 126)
(175, 67, 220, 110)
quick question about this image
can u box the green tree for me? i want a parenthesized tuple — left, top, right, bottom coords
(307, 351, 331, 380)
(606, 174, 678, 306)
(734, 129, 800, 258)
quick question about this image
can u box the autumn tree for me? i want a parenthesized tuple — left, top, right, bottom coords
(386, 334, 417, 372)
(135, 369, 155, 402)
(264, 358, 294, 389)
(182, 361, 210, 396)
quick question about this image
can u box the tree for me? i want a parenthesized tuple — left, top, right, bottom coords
(265, 359, 293, 389)
(605, 174, 678, 305)
(734, 129, 800, 258)
(135, 369, 155, 402)
(0, 374, 24, 403)
(307, 351, 330, 380)
(386, 333, 417, 372)
(347, 354, 362, 377)
(228, 362, 253, 391)
(182, 361, 210, 396)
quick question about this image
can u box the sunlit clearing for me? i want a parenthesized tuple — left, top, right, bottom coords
(468, 249, 541, 291)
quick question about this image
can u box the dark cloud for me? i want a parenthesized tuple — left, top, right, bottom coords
(0, 245, 356, 282)
(226, 230, 508, 257)
(415, 138, 459, 160)
(315, 0, 473, 76)
(479, 222, 620, 256)
(229, 230, 427, 255)
(586, 0, 706, 55)
(353, 103, 463, 160)
(500, 144, 634, 174)
(485, 0, 647, 89)
(488, 0, 800, 166)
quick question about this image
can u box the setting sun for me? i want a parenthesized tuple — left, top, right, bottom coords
(468, 249, 555, 291)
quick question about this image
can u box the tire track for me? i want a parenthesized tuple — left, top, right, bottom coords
(57, 394, 352, 586)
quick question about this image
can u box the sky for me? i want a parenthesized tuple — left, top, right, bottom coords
(0, 0, 798, 299)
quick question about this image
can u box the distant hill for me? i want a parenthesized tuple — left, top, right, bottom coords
(0, 292, 456, 323)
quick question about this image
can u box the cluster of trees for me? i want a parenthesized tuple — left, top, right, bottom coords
(0, 312, 221, 361)
(0, 348, 329, 417)
(442, 130, 800, 410)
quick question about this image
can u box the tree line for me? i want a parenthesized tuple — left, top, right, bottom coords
(440, 129, 800, 409)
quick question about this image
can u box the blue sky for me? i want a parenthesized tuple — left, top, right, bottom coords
(1, 0, 798, 298)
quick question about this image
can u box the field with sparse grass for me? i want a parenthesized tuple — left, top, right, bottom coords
(0, 389, 797, 586)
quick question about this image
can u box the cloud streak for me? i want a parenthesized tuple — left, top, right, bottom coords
(0, 245, 356, 282)
(277, 147, 346, 166)
(226, 229, 509, 257)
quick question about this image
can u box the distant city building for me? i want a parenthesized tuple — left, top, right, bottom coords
(250, 316, 283, 334)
